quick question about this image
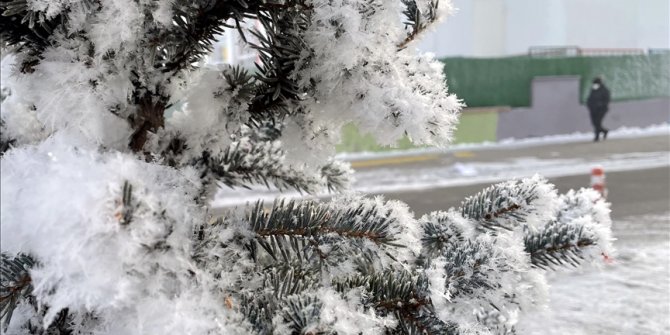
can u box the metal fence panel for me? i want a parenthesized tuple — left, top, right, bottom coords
(442, 54, 670, 108)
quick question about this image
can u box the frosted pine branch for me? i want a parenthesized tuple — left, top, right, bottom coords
(0, 0, 66, 73)
(420, 210, 468, 260)
(334, 270, 458, 335)
(240, 198, 404, 272)
(460, 176, 558, 231)
(0, 120, 15, 156)
(556, 188, 613, 227)
(276, 295, 324, 334)
(247, 3, 310, 121)
(197, 137, 351, 198)
(0, 253, 34, 330)
(524, 222, 597, 270)
(399, 0, 442, 50)
(321, 160, 354, 192)
(0, 0, 615, 333)
(249, 200, 395, 244)
(200, 140, 316, 192)
(526, 188, 614, 270)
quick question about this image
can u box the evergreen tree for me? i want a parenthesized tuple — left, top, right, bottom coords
(0, 1, 613, 334)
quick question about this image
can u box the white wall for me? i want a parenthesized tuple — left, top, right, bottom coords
(417, 0, 474, 57)
(417, 0, 670, 57)
(505, 0, 567, 54)
(635, 0, 670, 50)
(472, 0, 506, 56)
(561, 0, 670, 51)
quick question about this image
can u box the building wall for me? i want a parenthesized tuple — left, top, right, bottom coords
(504, 0, 567, 55)
(418, 0, 475, 57)
(472, 0, 506, 57)
(562, 0, 670, 51)
(418, 0, 670, 57)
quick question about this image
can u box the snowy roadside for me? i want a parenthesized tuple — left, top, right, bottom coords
(211, 150, 670, 208)
(210, 125, 670, 334)
(350, 151, 669, 194)
(518, 213, 670, 335)
(212, 124, 669, 209)
(337, 124, 670, 162)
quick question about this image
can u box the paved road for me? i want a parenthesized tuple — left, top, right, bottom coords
(380, 166, 669, 219)
(351, 133, 669, 171)
(359, 134, 670, 219)
(212, 134, 670, 220)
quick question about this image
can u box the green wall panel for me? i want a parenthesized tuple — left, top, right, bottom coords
(443, 54, 670, 108)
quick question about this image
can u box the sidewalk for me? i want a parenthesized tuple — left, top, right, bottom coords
(338, 124, 669, 161)
(350, 133, 669, 195)
(346, 125, 670, 169)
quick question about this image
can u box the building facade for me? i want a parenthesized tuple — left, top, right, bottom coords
(419, 0, 670, 57)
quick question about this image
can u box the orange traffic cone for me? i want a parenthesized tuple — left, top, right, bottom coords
(591, 166, 608, 198)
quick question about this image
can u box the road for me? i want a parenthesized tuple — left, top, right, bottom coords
(213, 134, 670, 219)
(356, 134, 670, 219)
(381, 166, 669, 219)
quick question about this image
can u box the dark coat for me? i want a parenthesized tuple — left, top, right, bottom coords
(587, 85, 611, 114)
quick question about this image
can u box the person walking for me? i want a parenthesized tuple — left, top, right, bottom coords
(586, 77, 611, 142)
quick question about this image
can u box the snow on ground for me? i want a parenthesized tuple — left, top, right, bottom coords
(212, 124, 669, 208)
(338, 124, 670, 162)
(351, 151, 669, 194)
(518, 213, 670, 335)
(211, 150, 669, 208)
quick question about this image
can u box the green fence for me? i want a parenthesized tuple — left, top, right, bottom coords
(442, 54, 670, 108)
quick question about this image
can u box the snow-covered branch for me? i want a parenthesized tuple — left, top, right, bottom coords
(194, 136, 352, 201)
(525, 188, 614, 270)
(460, 176, 558, 231)
(0, 0, 615, 334)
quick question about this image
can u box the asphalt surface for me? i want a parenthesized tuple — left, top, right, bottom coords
(351, 133, 669, 170)
(211, 134, 670, 220)
(359, 134, 670, 219)
(381, 166, 669, 219)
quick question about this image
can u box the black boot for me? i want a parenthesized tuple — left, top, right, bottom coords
(594, 132, 600, 142)
(603, 129, 609, 140)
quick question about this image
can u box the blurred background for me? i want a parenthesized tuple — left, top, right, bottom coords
(209, 0, 670, 150)
(209, 2, 670, 334)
